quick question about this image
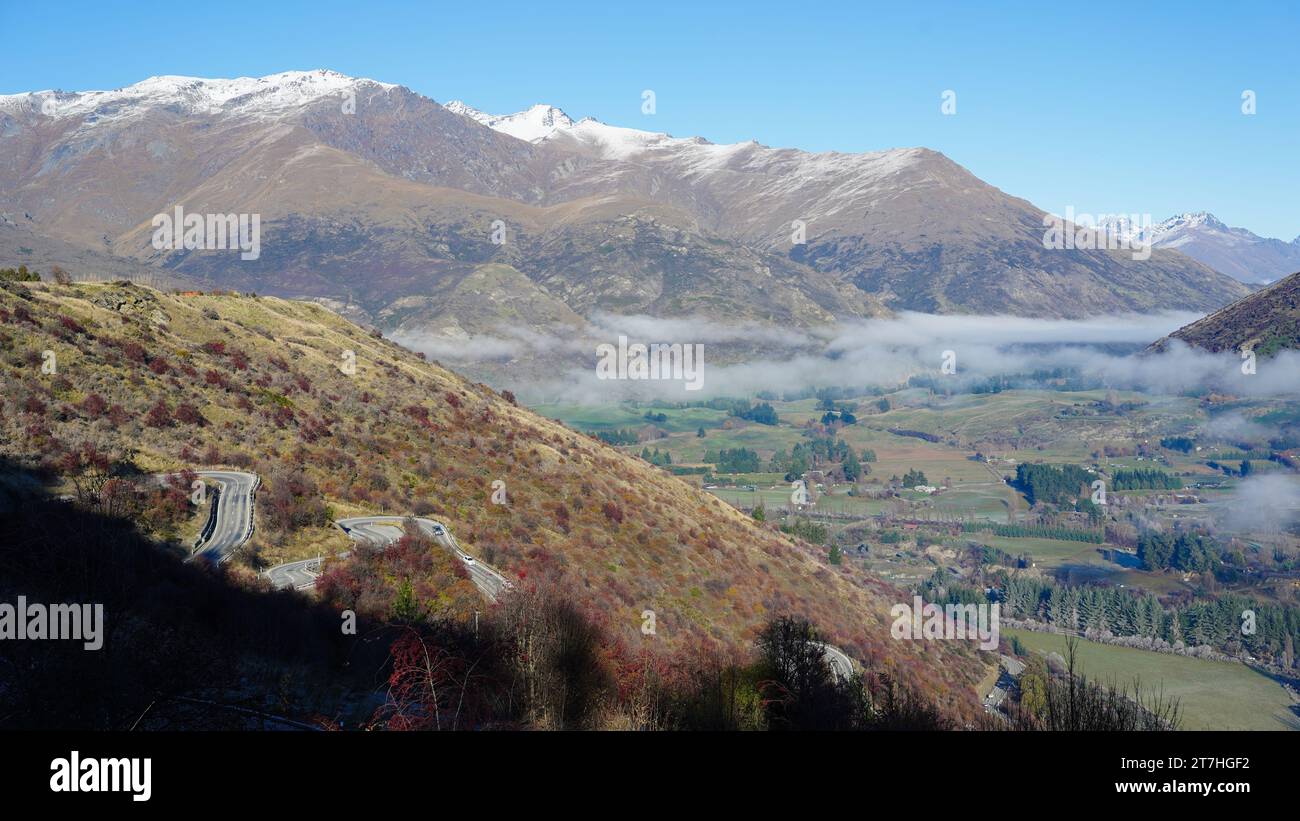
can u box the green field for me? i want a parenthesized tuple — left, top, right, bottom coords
(706, 485, 889, 517)
(967, 534, 1107, 567)
(1006, 628, 1298, 731)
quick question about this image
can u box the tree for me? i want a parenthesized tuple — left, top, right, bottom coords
(828, 544, 842, 565)
(390, 579, 422, 623)
(1138, 531, 1174, 571)
(753, 616, 876, 730)
(1077, 497, 1104, 526)
(696, 426, 706, 438)
(738, 402, 779, 425)
(0, 265, 40, 282)
(842, 449, 862, 482)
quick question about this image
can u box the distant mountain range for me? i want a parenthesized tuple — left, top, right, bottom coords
(1152, 269, 1300, 357)
(1098, 212, 1300, 285)
(0, 70, 1251, 351)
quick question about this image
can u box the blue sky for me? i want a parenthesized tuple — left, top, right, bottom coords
(3, 0, 1297, 238)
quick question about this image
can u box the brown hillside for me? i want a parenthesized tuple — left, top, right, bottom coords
(0, 279, 988, 720)
(1150, 270, 1300, 357)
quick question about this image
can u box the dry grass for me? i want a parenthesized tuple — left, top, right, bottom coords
(0, 280, 988, 719)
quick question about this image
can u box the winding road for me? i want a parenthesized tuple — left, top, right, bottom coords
(178, 469, 503, 599)
(186, 470, 259, 564)
(184, 469, 851, 672)
(264, 516, 510, 603)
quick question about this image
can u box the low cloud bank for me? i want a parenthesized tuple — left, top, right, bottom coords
(393, 311, 1300, 403)
(1222, 474, 1300, 533)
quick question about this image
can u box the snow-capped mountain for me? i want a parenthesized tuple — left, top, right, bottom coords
(0, 69, 398, 123)
(0, 69, 1251, 329)
(447, 99, 763, 165)
(444, 101, 576, 142)
(445, 100, 921, 173)
(443, 99, 939, 240)
(1097, 212, 1231, 247)
(1098, 212, 1300, 284)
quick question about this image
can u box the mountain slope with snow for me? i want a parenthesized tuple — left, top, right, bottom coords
(1099, 212, 1300, 285)
(0, 69, 399, 123)
(444, 101, 575, 142)
(0, 70, 1252, 329)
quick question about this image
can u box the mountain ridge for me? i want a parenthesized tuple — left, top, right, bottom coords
(1099, 211, 1300, 285)
(0, 69, 1251, 348)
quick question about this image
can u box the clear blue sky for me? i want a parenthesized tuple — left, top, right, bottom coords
(3, 0, 1297, 238)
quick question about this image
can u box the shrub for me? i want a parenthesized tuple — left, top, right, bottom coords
(80, 393, 108, 418)
(58, 315, 86, 335)
(121, 342, 147, 363)
(262, 467, 329, 534)
(144, 400, 172, 428)
(174, 403, 205, 426)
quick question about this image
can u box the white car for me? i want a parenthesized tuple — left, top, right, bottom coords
(460, 553, 475, 564)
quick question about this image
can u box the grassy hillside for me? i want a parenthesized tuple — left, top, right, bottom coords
(0, 278, 987, 720)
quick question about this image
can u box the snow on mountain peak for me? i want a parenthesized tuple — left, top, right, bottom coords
(445, 99, 740, 160)
(1099, 211, 1234, 246)
(0, 69, 397, 123)
(1160, 211, 1227, 232)
(444, 98, 933, 195)
(444, 101, 578, 143)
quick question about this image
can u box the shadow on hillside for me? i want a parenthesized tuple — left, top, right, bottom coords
(0, 456, 389, 730)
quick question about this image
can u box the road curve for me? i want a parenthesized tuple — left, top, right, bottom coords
(813, 641, 858, 682)
(264, 556, 323, 591)
(185, 470, 259, 564)
(267, 515, 510, 603)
